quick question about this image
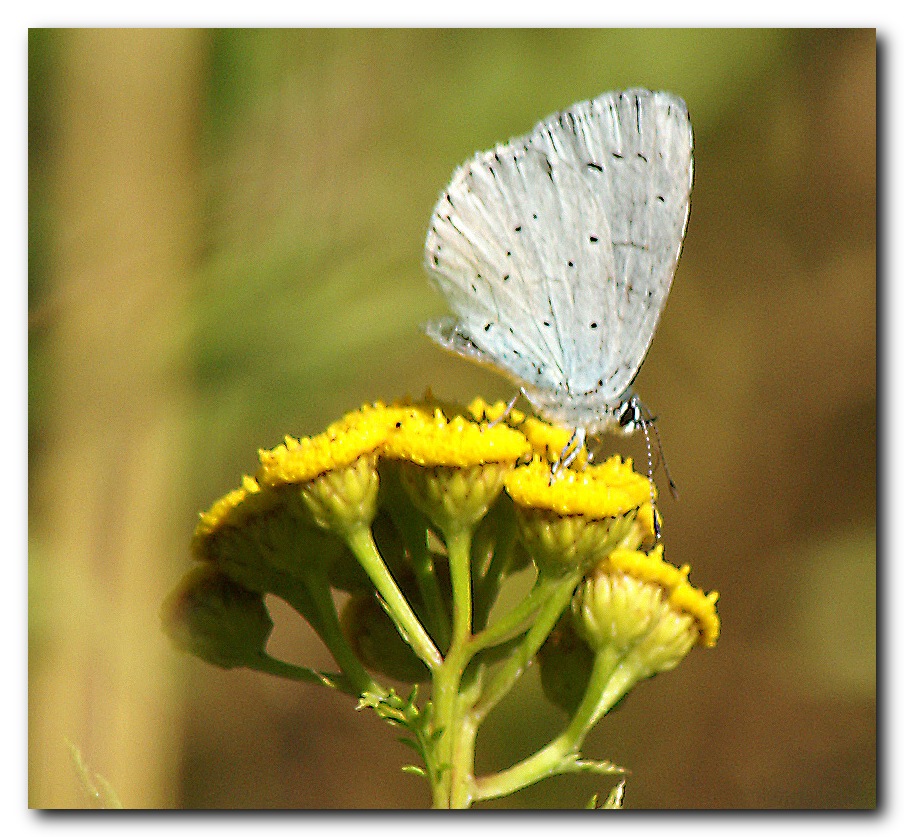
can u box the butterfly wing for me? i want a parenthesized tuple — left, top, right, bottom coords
(528, 89, 693, 401)
(424, 142, 617, 397)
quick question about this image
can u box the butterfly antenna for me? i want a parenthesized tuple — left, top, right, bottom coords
(647, 413, 679, 500)
(638, 416, 662, 540)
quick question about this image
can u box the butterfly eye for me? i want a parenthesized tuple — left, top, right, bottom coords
(617, 400, 641, 430)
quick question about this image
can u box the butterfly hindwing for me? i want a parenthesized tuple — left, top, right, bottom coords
(425, 144, 617, 394)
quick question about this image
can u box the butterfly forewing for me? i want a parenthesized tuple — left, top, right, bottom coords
(528, 89, 692, 402)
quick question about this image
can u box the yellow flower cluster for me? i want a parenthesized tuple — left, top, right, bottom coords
(189, 395, 719, 653)
(195, 396, 643, 544)
(173, 392, 721, 731)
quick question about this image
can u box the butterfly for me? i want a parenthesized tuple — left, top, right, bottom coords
(423, 88, 692, 479)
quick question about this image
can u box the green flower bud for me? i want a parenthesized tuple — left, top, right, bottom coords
(537, 611, 596, 715)
(571, 547, 720, 686)
(160, 564, 273, 669)
(340, 594, 430, 684)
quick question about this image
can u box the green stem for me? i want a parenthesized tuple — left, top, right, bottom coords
(410, 544, 451, 653)
(447, 673, 483, 809)
(446, 526, 473, 648)
(250, 652, 354, 694)
(555, 645, 625, 751)
(281, 571, 381, 697)
(380, 466, 452, 650)
(473, 569, 583, 724)
(471, 503, 517, 631)
(468, 573, 559, 656)
(429, 524, 477, 808)
(430, 645, 464, 808)
(346, 523, 443, 669)
(473, 646, 623, 802)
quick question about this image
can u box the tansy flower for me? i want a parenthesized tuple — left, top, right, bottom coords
(468, 397, 589, 469)
(177, 394, 718, 714)
(257, 402, 409, 538)
(383, 400, 531, 537)
(572, 545, 720, 680)
(503, 456, 652, 575)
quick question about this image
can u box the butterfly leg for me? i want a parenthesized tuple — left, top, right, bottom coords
(550, 426, 586, 481)
(487, 392, 520, 429)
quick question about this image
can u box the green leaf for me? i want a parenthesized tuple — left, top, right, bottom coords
(401, 765, 427, 777)
(570, 757, 627, 776)
(397, 736, 423, 753)
(602, 780, 626, 810)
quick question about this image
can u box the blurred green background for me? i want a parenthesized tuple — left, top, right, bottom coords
(28, 28, 875, 809)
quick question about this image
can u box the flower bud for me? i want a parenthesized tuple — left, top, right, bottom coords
(160, 564, 273, 669)
(340, 593, 430, 683)
(571, 547, 720, 683)
(537, 611, 595, 715)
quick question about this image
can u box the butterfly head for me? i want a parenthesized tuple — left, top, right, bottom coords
(614, 394, 644, 436)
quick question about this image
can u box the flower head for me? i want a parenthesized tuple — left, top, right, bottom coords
(503, 456, 651, 574)
(572, 545, 720, 679)
(467, 397, 590, 469)
(256, 403, 409, 538)
(191, 475, 274, 561)
(258, 402, 403, 485)
(383, 400, 531, 535)
(160, 563, 273, 670)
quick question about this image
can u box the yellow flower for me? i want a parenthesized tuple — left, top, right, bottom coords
(257, 402, 408, 537)
(383, 400, 531, 535)
(190, 475, 357, 600)
(467, 397, 528, 426)
(605, 546, 720, 648)
(503, 457, 652, 574)
(504, 456, 651, 519)
(384, 401, 531, 468)
(572, 545, 720, 678)
(191, 475, 274, 560)
(467, 397, 589, 469)
(258, 402, 405, 486)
